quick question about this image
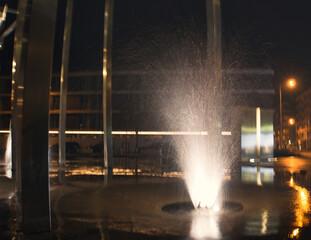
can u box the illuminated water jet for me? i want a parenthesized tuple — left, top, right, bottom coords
(190, 207, 220, 239)
(150, 40, 235, 210)
(181, 145, 224, 209)
(133, 22, 238, 212)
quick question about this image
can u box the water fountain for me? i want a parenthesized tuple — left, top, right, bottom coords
(131, 26, 243, 239)
(144, 30, 238, 210)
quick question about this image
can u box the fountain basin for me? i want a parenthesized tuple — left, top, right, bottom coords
(162, 201, 243, 215)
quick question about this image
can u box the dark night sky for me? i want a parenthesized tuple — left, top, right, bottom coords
(222, 0, 311, 93)
(64, 0, 311, 92)
(1, 0, 311, 93)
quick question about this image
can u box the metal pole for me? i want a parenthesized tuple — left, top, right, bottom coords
(59, 0, 74, 167)
(135, 131, 138, 176)
(206, 0, 222, 90)
(279, 86, 283, 150)
(206, 0, 222, 136)
(0, 21, 16, 49)
(12, 0, 58, 233)
(256, 107, 262, 186)
(256, 107, 261, 160)
(103, 0, 114, 175)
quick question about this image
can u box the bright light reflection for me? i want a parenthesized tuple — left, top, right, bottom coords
(257, 166, 263, 186)
(290, 228, 300, 238)
(12, 59, 16, 73)
(103, 69, 107, 77)
(186, 164, 221, 208)
(289, 176, 310, 227)
(48, 167, 184, 178)
(0, 5, 7, 25)
(190, 209, 220, 239)
(0, 129, 235, 136)
(212, 204, 220, 212)
(241, 166, 274, 185)
(290, 177, 294, 187)
(4, 126, 12, 179)
(261, 210, 268, 234)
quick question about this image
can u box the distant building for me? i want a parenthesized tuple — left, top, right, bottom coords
(296, 88, 311, 151)
(227, 68, 275, 161)
(0, 68, 275, 160)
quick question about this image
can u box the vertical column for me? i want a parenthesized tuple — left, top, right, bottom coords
(256, 107, 262, 186)
(102, 0, 114, 173)
(59, 0, 74, 167)
(256, 107, 261, 160)
(206, 0, 222, 135)
(11, 0, 58, 233)
(279, 87, 283, 150)
(206, 0, 222, 89)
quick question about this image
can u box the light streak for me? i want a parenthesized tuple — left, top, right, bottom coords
(0, 130, 234, 136)
(0, 130, 10, 133)
(48, 130, 230, 136)
(221, 131, 232, 135)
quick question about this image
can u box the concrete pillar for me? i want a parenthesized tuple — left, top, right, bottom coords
(11, 0, 58, 233)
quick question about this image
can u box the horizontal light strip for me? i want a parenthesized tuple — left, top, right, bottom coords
(0, 130, 232, 136)
(49, 130, 59, 134)
(137, 131, 208, 136)
(221, 131, 232, 136)
(0, 130, 10, 134)
(113, 131, 136, 135)
(49, 130, 137, 135)
(65, 130, 104, 135)
(48, 130, 209, 135)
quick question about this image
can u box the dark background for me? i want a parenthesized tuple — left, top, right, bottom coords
(1, 0, 311, 93)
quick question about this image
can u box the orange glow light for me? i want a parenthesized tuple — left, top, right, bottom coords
(289, 118, 295, 125)
(291, 228, 300, 238)
(288, 78, 296, 88)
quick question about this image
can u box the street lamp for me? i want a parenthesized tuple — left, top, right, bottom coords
(288, 78, 296, 88)
(279, 78, 296, 149)
(289, 118, 295, 125)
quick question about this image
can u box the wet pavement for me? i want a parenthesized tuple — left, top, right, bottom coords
(1, 155, 311, 239)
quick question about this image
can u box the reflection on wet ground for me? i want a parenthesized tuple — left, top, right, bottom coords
(1, 155, 311, 239)
(289, 175, 310, 228)
(243, 209, 279, 236)
(240, 156, 311, 239)
(190, 208, 220, 239)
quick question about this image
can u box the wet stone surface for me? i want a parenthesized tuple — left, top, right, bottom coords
(0, 198, 15, 239)
(0, 156, 311, 239)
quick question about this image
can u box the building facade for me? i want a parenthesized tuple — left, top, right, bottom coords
(296, 88, 311, 151)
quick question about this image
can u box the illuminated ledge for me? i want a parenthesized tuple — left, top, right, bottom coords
(0, 130, 232, 136)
